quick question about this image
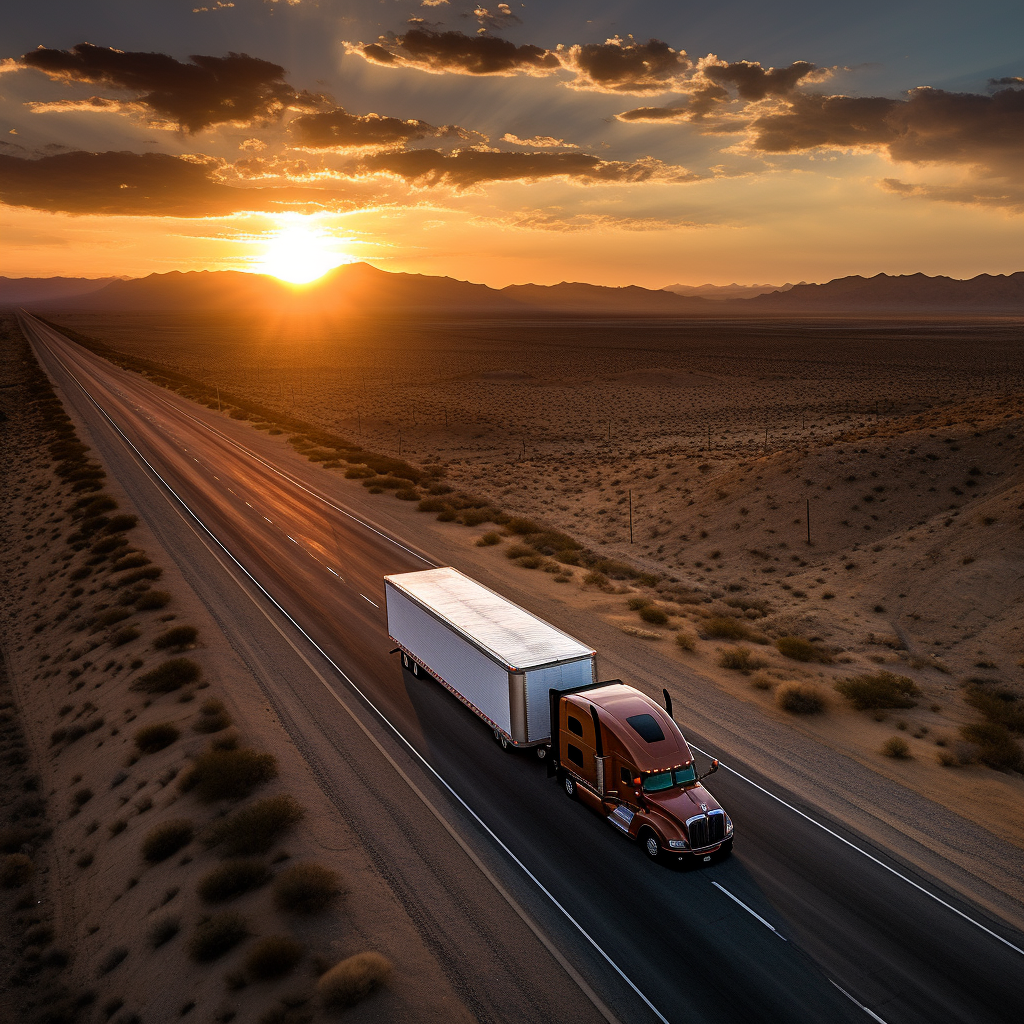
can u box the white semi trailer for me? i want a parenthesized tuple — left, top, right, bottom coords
(384, 566, 596, 755)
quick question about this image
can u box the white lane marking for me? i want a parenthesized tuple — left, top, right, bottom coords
(711, 881, 786, 940)
(29, 324, 656, 1024)
(264, 516, 273, 524)
(27, 312, 1024, 962)
(360, 594, 379, 608)
(326, 567, 345, 582)
(689, 742, 1024, 958)
(287, 536, 298, 544)
(829, 981, 890, 1024)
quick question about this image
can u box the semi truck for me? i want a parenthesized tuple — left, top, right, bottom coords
(385, 566, 733, 863)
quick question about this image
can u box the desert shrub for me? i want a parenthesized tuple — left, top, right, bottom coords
(273, 862, 345, 915)
(135, 590, 171, 611)
(141, 820, 194, 863)
(881, 736, 912, 759)
(193, 698, 232, 734)
(93, 608, 130, 629)
(417, 497, 450, 513)
(205, 795, 305, 856)
(134, 723, 180, 754)
(639, 605, 669, 626)
(963, 685, 1024, 733)
(245, 936, 304, 980)
(717, 647, 766, 673)
(153, 625, 198, 650)
(1, 853, 34, 888)
(197, 859, 270, 903)
(505, 543, 535, 560)
(475, 532, 502, 547)
(344, 466, 376, 479)
(582, 571, 609, 587)
(589, 557, 637, 580)
(115, 566, 163, 587)
(91, 535, 128, 555)
(675, 632, 696, 652)
(111, 626, 141, 647)
(503, 516, 541, 535)
(188, 912, 249, 963)
(73, 787, 94, 807)
(703, 617, 750, 640)
(132, 657, 201, 694)
(97, 946, 128, 975)
(834, 672, 919, 710)
(515, 555, 544, 569)
(178, 745, 278, 801)
(395, 487, 419, 501)
(317, 952, 392, 1009)
(776, 683, 826, 715)
(104, 514, 138, 533)
(111, 553, 150, 573)
(627, 597, 650, 611)
(960, 722, 1024, 772)
(776, 636, 831, 663)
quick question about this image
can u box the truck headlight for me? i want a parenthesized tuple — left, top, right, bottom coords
(668, 839, 688, 850)
(725, 816, 734, 835)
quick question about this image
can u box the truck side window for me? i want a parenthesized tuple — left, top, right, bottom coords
(620, 767, 633, 786)
(567, 716, 583, 736)
(567, 744, 584, 767)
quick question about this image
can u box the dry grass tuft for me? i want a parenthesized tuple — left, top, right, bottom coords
(188, 912, 249, 963)
(132, 657, 201, 694)
(134, 722, 180, 754)
(834, 672, 919, 710)
(197, 859, 270, 903)
(717, 647, 766, 674)
(205, 795, 305, 857)
(244, 936, 304, 980)
(273, 862, 345, 915)
(775, 636, 832, 664)
(317, 952, 392, 1009)
(141, 820, 194, 863)
(178, 744, 278, 802)
(776, 683, 826, 715)
(881, 736, 912, 759)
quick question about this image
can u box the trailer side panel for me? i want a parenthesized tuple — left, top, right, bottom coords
(385, 582, 513, 733)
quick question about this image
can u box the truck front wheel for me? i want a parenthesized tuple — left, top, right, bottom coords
(639, 828, 662, 862)
(562, 773, 577, 800)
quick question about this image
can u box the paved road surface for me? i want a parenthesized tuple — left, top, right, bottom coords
(22, 312, 1024, 1024)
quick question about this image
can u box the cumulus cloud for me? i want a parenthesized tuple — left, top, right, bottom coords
(502, 133, 577, 148)
(556, 37, 690, 94)
(0, 149, 335, 216)
(500, 208, 707, 231)
(749, 86, 1024, 179)
(880, 177, 1024, 212)
(20, 43, 321, 132)
(350, 29, 559, 77)
(290, 107, 484, 151)
(355, 148, 699, 188)
(473, 5, 520, 33)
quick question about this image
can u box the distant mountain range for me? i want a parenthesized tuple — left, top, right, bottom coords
(2, 266, 1022, 314)
(662, 282, 798, 300)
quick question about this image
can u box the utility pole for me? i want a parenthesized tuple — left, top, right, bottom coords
(629, 489, 634, 544)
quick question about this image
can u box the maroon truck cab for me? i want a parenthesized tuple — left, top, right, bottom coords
(551, 681, 733, 863)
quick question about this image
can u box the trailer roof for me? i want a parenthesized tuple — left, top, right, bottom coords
(385, 567, 594, 671)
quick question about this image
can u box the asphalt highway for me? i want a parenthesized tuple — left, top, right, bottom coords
(21, 312, 1024, 1024)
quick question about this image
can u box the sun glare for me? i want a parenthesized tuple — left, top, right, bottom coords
(257, 221, 349, 284)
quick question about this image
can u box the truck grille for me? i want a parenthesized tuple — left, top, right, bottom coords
(687, 810, 725, 849)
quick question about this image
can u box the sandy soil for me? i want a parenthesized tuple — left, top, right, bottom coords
(0, 315, 475, 1024)
(38, 313, 1024, 867)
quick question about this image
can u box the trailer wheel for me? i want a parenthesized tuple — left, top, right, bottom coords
(401, 653, 410, 670)
(411, 661, 420, 678)
(562, 773, 577, 800)
(639, 828, 661, 862)
(536, 746, 547, 761)
(493, 728, 509, 751)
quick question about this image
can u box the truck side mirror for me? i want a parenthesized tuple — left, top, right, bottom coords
(698, 759, 719, 781)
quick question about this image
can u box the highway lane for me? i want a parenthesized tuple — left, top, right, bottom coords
(22, 312, 1024, 1024)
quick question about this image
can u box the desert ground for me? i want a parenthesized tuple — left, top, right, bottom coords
(35, 311, 1024, 860)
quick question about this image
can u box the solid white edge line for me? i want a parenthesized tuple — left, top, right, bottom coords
(829, 980, 890, 1024)
(360, 594, 379, 608)
(689, 742, 1024, 958)
(26, 317, 670, 1024)
(711, 881, 786, 939)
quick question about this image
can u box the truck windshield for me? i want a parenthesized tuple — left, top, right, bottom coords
(642, 764, 697, 792)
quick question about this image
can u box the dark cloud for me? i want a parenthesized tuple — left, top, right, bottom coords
(0, 150, 333, 216)
(351, 29, 559, 76)
(357, 148, 698, 188)
(290, 107, 483, 150)
(557, 37, 690, 94)
(750, 86, 1024, 178)
(472, 5, 521, 32)
(615, 105, 688, 123)
(702, 60, 820, 101)
(880, 177, 1024, 212)
(20, 43, 320, 132)
(989, 76, 1023, 87)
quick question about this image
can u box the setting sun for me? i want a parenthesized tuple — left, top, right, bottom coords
(256, 220, 350, 284)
